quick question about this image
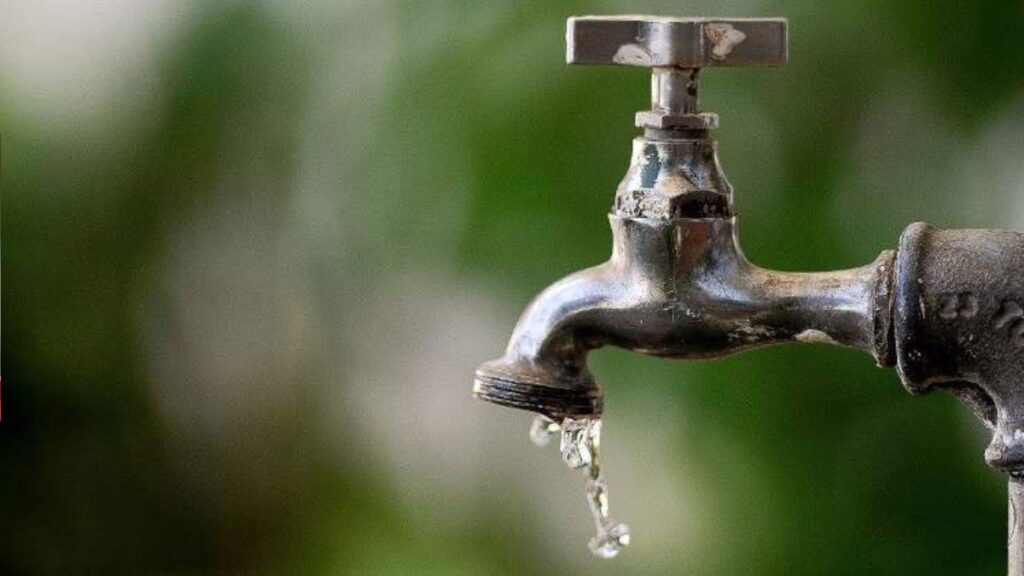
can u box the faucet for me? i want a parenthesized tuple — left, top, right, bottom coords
(473, 16, 1024, 572)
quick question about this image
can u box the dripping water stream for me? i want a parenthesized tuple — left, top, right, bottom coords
(529, 415, 631, 558)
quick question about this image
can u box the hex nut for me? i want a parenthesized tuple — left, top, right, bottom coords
(634, 111, 720, 130)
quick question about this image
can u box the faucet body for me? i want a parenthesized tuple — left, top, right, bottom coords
(474, 132, 893, 418)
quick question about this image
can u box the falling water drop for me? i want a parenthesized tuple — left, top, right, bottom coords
(528, 414, 630, 558)
(529, 414, 561, 447)
(586, 477, 631, 558)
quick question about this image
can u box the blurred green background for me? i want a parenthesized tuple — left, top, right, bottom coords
(3, 0, 1024, 573)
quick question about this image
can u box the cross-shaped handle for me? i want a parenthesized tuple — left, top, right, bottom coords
(567, 16, 788, 129)
(567, 16, 788, 68)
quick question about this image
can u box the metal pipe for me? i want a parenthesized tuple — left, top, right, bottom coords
(1011, 479, 1024, 575)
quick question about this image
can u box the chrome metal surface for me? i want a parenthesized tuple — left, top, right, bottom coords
(474, 211, 893, 419)
(614, 135, 732, 219)
(652, 68, 699, 114)
(566, 17, 788, 68)
(567, 16, 787, 131)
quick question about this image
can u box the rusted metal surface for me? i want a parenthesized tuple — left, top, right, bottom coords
(474, 14, 1024, 574)
(891, 224, 1024, 574)
(891, 224, 1024, 473)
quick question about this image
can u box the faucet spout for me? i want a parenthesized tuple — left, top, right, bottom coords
(474, 213, 895, 419)
(472, 260, 620, 418)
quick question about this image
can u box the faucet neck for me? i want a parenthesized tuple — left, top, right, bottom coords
(613, 131, 733, 219)
(635, 67, 719, 131)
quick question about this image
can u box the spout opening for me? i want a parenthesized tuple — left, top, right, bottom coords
(473, 358, 603, 419)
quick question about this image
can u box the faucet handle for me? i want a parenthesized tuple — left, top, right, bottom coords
(567, 16, 788, 69)
(567, 16, 787, 129)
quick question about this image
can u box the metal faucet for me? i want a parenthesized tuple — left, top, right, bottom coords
(473, 16, 1024, 572)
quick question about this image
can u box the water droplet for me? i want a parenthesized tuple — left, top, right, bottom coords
(529, 415, 560, 447)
